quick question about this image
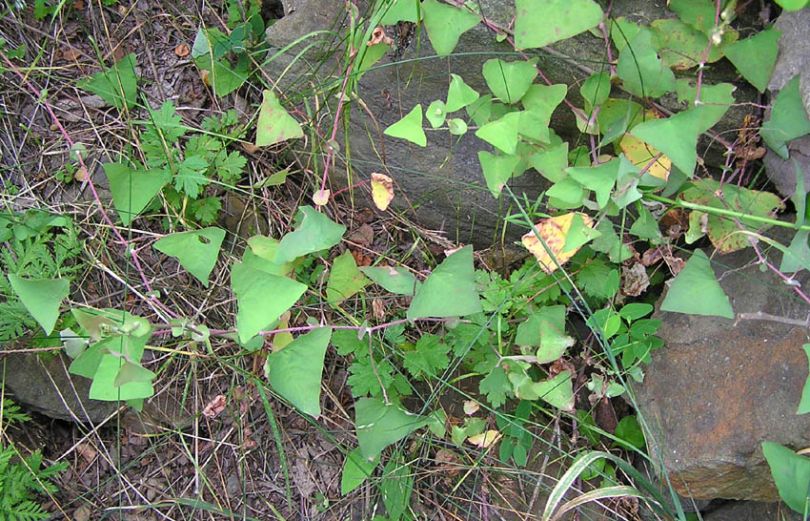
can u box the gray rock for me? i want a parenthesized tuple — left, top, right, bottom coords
(1, 352, 119, 423)
(703, 500, 802, 521)
(266, 0, 754, 247)
(635, 229, 810, 501)
(764, 9, 810, 198)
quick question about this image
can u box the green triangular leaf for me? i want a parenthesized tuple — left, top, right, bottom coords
(232, 262, 308, 343)
(360, 266, 418, 295)
(762, 441, 810, 514)
(421, 0, 480, 56)
(326, 251, 370, 305)
(384, 104, 426, 146)
(380, 0, 420, 24)
(616, 29, 676, 98)
(355, 397, 426, 459)
(529, 141, 568, 183)
(77, 53, 138, 110)
(425, 100, 447, 128)
(255, 89, 304, 147)
(475, 111, 521, 154)
(446, 74, 479, 112)
(482, 58, 537, 104)
(153, 227, 226, 287)
(514, 0, 603, 50)
(567, 157, 621, 209)
(478, 151, 521, 197)
(90, 353, 154, 401)
(630, 109, 702, 176)
(761, 76, 810, 159)
(7, 275, 69, 335)
(722, 28, 780, 93)
(341, 447, 380, 495)
(660, 249, 734, 318)
(265, 327, 331, 417)
(515, 305, 575, 363)
(798, 344, 810, 415)
(104, 163, 170, 226)
(406, 245, 482, 320)
(276, 206, 346, 263)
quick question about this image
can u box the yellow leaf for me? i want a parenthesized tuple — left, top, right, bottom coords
(467, 429, 502, 448)
(371, 173, 394, 211)
(521, 212, 593, 273)
(619, 133, 672, 181)
(463, 400, 480, 416)
(312, 189, 330, 206)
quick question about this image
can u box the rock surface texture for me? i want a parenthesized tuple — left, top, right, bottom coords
(1, 352, 118, 423)
(763, 8, 810, 198)
(266, 0, 754, 247)
(635, 235, 810, 501)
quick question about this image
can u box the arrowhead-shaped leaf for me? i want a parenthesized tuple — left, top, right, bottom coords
(255, 89, 304, 147)
(8, 275, 70, 335)
(661, 249, 734, 318)
(421, 0, 480, 56)
(265, 327, 331, 417)
(104, 163, 170, 226)
(276, 206, 346, 263)
(722, 28, 780, 93)
(407, 246, 482, 320)
(153, 227, 226, 287)
(482, 59, 537, 104)
(384, 104, 426, 147)
(326, 251, 370, 305)
(355, 398, 426, 459)
(360, 266, 418, 295)
(514, 0, 603, 50)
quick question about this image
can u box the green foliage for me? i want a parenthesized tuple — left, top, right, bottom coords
(0, 211, 81, 341)
(401, 333, 450, 379)
(255, 90, 304, 146)
(265, 328, 331, 417)
(0, 444, 67, 521)
(761, 76, 810, 159)
(355, 398, 427, 459)
(513, 0, 603, 50)
(153, 227, 226, 287)
(384, 105, 426, 147)
(104, 164, 170, 226)
(481, 59, 537, 105)
(360, 266, 418, 296)
(77, 53, 138, 110)
(420, 0, 480, 56)
(661, 250, 734, 319)
(340, 447, 379, 495)
(722, 27, 780, 93)
(326, 252, 370, 305)
(762, 441, 810, 514)
(406, 246, 482, 320)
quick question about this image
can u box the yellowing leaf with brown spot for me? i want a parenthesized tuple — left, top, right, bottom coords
(522, 213, 593, 273)
(371, 173, 394, 211)
(467, 430, 502, 448)
(620, 133, 672, 181)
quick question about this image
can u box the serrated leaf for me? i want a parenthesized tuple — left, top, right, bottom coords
(521, 213, 594, 273)
(153, 227, 225, 287)
(576, 260, 620, 300)
(722, 28, 779, 93)
(255, 89, 304, 147)
(265, 327, 330, 417)
(446, 74, 479, 112)
(616, 29, 676, 98)
(781, 231, 810, 274)
(174, 155, 209, 198)
(77, 53, 138, 110)
(355, 398, 427, 459)
(482, 59, 537, 104)
(7, 275, 69, 336)
(761, 76, 810, 159)
(232, 262, 307, 343)
(360, 266, 418, 295)
(402, 334, 450, 378)
(479, 366, 510, 407)
(407, 246, 482, 320)
(514, 0, 603, 50)
(797, 344, 810, 415)
(774, 0, 809, 9)
(661, 249, 733, 318)
(276, 206, 346, 263)
(327, 251, 370, 305)
(384, 104, 426, 146)
(475, 111, 521, 154)
(515, 305, 574, 363)
(104, 163, 170, 226)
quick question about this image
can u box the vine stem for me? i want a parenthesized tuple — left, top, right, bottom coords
(0, 51, 175, 319)
(645, 193, 810, 232)
(319, 43, 358, 194)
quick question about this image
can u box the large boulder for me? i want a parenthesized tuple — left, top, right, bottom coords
(763, 8, 810, 198)
(266, 0, 755, 247)
(635, 231, 810, 501)
(1, 352, 118, 423)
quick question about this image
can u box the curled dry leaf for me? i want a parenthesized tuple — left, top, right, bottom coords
(313, 189, 331, 206)
(368, 26, 394, 46)
(370, 173, 394, 211)
(372, 298, 385, 320)
(202, 395, 227, 418)
(621, 263, 650, 297)
(467, 429, 502, 448)
(521, 212, 593, 273)
(463, 400, 480, 416)
(175, 43, 191, 58)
